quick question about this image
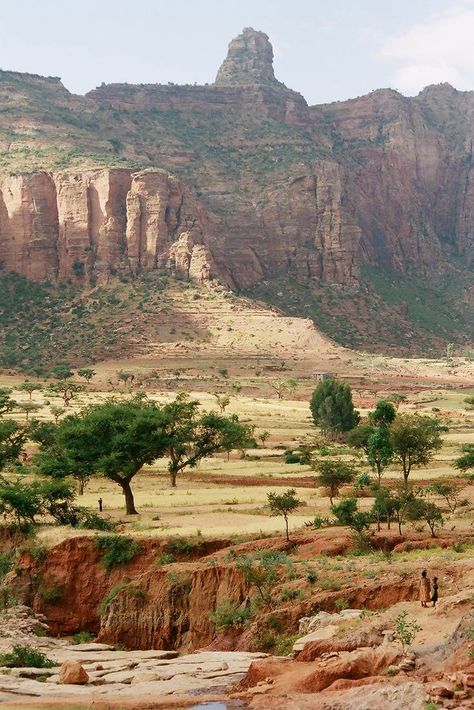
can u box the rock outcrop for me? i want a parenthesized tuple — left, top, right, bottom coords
(0, 169, 218, 285)
(215, 27, 280, 86)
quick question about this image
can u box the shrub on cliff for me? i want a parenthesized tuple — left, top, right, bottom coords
(210, 600, 252, 629)
(95, 535, 140, 570)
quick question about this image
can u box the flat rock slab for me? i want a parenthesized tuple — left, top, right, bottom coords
(293, 624, 339, 652)
(0, 649, 267, 702)
(65, 643, 115, 651)
(48, 648, 178, 664)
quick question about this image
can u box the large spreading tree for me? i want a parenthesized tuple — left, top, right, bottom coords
(161, 394, 254, 487)
(35, 397, 170, 514)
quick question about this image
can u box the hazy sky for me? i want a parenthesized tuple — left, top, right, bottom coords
(1, 0, 474, 104)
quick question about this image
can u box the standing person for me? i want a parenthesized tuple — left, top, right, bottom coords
(420, 569, 431, 608)
(98, 497, 103, 513)
(431, 576, 439, 607)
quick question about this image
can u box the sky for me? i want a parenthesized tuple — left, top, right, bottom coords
(1, 0, 474, 104)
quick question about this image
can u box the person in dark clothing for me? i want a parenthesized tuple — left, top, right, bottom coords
(431, 576, 439, 607)
(98, 497, 103, 513)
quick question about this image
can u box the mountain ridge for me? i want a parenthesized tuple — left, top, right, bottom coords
(0, 27, 473, 355)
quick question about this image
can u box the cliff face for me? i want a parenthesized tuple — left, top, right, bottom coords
(1, 28, 474, 346)
(0, 169, 218, 284)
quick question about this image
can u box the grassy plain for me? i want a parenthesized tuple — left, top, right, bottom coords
(2, 349, 474, 545)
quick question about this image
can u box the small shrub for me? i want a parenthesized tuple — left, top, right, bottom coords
(210, 600, 251, 629)
(79, 511, 115, 531)
(95, 536, 140, 570)
(284, 452, 301, 464)
(274, 633, 300, 656)
(308, 515, 330, 529)
(0, 646, 54, 668)
(253, 628, 277, 652)
(164, 537, 198, 558)
(99, 582, 128, 616)
(306, 570, 318, 583)
(280, 587, 304, 602)
(0, 551, 14, 579)
(38, 583, 64, 602)
(25, 544, 48, 564)
(393, 611, 421, 655)
(155, 552, 176, 566)
(335, 598, 350, 611)
(72, 631, 95, 644)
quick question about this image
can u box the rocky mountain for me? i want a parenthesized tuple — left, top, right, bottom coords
(0, 27, 473, 354)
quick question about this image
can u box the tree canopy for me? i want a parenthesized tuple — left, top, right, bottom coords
(161, 394, 254, 487)
(310, 378, 360, 439)
(313, 459, 356, 504)
(35, 397, 170, 514)
(390, 414, 444, 486)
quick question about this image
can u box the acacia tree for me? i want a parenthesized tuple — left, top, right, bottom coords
(214, 393, 230, 413)
(34, 397, 170, 513)
(0, 421, 26, 472)
(313, 460, 356, 505)
(271, 378, 298, 400)
(77, 368, 96, 383)
(424, 481, 466, 514)
(0, 388, 16, 417)
(391, 414, 444, 487)
(162, 395, 253, 487)
(267, 489, 301, 541)
(17, 381, 42, 401)
(310, 378, 360, 440)
(371, 484, 396, 531)
(47, 381, 84, 407)
(17, 402, 41, 422)
(455, 444, 474, 473)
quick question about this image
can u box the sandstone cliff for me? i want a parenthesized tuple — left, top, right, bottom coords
(0, 169, 218, 285)
(1, 27, 474, 348)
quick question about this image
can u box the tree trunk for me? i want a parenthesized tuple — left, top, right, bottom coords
(387, 513, 391, 530)
(120, 479, 138, 515)
(285, 515, 289, 541)
(170, 469, 177, 488)
(78, 478, 85, 496)
(376, 510, 380, 532)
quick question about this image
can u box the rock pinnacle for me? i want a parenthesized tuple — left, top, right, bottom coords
(215, 27, 278, 86)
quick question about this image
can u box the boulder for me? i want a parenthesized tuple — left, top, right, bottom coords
(58, 660, 89, 685)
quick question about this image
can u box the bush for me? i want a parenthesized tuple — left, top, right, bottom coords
(164, 537, 198, 558)
(210, 600, 252, 629)
(155, 552, 176, 565)
(38, 583, 64, 602)
(72, 631, 95, 644)
(79, 510, 116, 531)
(99, 582, 128, 616)
(284, 452, 301, 464)
(279, 587, 304, 602)
(0, 551, 14, 579)
(95, 536, 140, 570)
(0, 646, 55, 668)
(393, 611, 421, 655)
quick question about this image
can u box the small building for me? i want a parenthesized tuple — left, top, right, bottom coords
(312, 371, 331, 381)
